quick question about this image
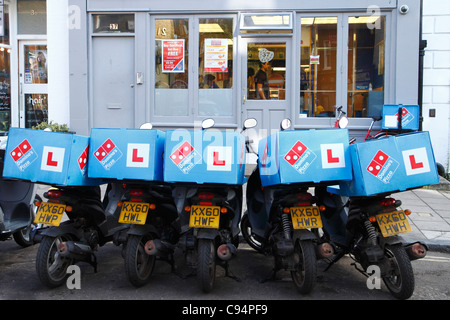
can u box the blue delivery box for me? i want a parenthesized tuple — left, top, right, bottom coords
(164, 129, 246, 185)
(88, 128, 165, 181)
(337, 131, 439, 196)
(381, 104, 420, 131)
(3, 127, 101, 186)
(258, 129, 353, 187)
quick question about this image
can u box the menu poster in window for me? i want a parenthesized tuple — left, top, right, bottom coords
(162, 39, 185, 73)
(204, 39, 228, 73)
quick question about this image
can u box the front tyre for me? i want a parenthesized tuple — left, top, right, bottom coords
(197, 239, 216, 293)
(291, 240, 317, 294)
(240, 214, 263, 252)
(36, 235, 74, 288)
(124, 234, 156, 287)
(383, 244, 415, 300)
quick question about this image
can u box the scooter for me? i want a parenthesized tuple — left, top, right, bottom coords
(115, 179, 180, 287)
(322, 192, 428, 299)
(0, 147, 41, 247)
(322, 112, 428, 299)
(172, 118, 257, 293)
(241, 119, 336, 294)
(33, 182, 128, 288)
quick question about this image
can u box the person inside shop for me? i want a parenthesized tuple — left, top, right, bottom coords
(255, 61, 271, 100)
(247, 67, 255, 99)
(205, 74, 219, 88)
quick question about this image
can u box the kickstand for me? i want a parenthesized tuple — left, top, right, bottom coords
(323, 251, 345, 272)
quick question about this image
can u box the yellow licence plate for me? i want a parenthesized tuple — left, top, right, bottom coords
(290, 206, 323, 229)
(189, 205, 220, 229)
(34, 202, 66, 227)
(118, 202, 149, 225)
(376, 210, 412, 237)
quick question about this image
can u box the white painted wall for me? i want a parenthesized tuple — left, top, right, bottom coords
(46, 0, 70, 127)
(422, 0, 450, 173)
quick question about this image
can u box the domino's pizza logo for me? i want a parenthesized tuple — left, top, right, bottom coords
(396, 107, 414, 128)
(10, 139, 38, 171)
(169, 141, 202, 174)
(78, 146, 89, 174)
(367, 150, 399, 183)
(284, 141, 317, 174)
(94, 138, 123, 170)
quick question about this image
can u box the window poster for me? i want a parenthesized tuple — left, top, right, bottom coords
(162, 39, 185, 73)
(204, 39, 228, 72)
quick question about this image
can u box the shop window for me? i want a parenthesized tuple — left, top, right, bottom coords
(0, 4, 10, 135)
(198, 18, 233, 116)
(348, 16, 385, 118)
(300, 17, 337, 117)
(154, 18, 189, 116)
(17, 0, 46, 35)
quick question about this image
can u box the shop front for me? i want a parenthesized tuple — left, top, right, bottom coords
(61, 0, 421, 141)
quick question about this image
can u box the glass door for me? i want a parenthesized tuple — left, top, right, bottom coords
(242, 38, 291, 133)
(19, 41, 48, 128)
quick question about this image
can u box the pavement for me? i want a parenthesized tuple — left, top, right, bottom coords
(396, 175, 450, 253)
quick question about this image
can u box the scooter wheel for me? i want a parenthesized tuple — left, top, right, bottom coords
(240, 214, 264, 253)
(291, 240, 317, 294)
(124, 234, 156, 287)
(383, 244, 415, 300)
(36, 235, 74, 288)
(197, 239, 216, 293)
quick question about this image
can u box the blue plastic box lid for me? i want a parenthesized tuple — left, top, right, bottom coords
(258, 129, 353, 187)
(381, 104, 420, 131)
(3, 127, 102, 186)
(164, 129, 246, 185)
(88, 128, 165, 181)
(337, 131, 439, 196)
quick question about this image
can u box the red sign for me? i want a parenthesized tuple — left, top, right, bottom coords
(162, 40, 185, 73)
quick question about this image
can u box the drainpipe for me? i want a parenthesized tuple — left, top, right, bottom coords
(418, 0, 426, 131)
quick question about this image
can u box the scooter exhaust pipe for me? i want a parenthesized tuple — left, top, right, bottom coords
(316, 242, 334, 259)
(405, 242, 427, 260)
(217, 243, 237, 261)
(144, 239, 174, 257)
(57, 241, 94, 260)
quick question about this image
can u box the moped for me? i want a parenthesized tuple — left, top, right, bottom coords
(171, 118, 257, 292)
(33, 182, 128, 288)
(0, 147, 41, 247)
(322, 191, 428, 299)
(241, 119, 337, 294)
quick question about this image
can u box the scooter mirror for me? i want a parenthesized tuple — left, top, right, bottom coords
(280, 118, 291, 130)
(139, 123, 153, 130)
(338, 116, 349, 129)
(202, 118, 215, 130)
(243, 118, 257, 129)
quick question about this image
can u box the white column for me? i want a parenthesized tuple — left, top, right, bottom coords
(46, 0, 70, 127)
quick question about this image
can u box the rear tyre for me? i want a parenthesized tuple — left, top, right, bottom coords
(197, 239, 216, 293)
(291, 240, 317, 294)
(383, 244, 415, 300)
(124, 234, 156, 287)
(36, 235, 74, 288)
